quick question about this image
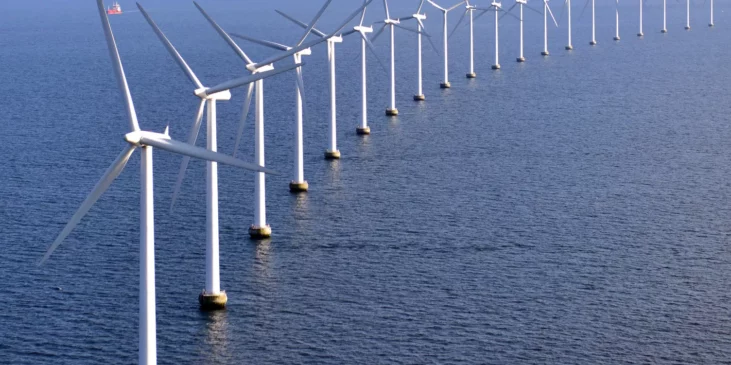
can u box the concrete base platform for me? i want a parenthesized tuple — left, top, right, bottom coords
(466, 72, 477, 78)
(491, 64, 501, 70)
(324, 150, 341, 160)
(289, 181, 309, 193)
(413, 94, 425, 101)
(516, 57, 526, 63)
(199, 291, 227, 311)
(685, 26, 691, 30)
(249, 225, 272, 239)
(565, 45, 573, 50)
(440, 82, 451, 89)
(356, 126, 371, 135)
(637, 32, 644, 37)
(541, 51, 549, 56)
(709, 23, 714, 27)
(590, 40, 597, 45)
(614, 36, 621, 41)
(661, 29, 668, 33)
(386, 108, 399, 116)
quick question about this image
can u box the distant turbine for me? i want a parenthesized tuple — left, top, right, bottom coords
(561, 0, 574, 50)
(709, 0, 714, 26)
(373, 0, 425, 116)
(398, 0, 440, 100)
(41, 1, 276, 364)
(137, 3, 297, 310)
(502, 0, 543, 62)
(451, 0, 479, 77)
(661, 0, 668, 32)
(541, 0, 559, 55)
(427, 0, 465, 88)
(476, 1, 518, 69)
(195, 1, 368, 237)
(638, 0, 644, 36)
(614, 0, 621, 41)
(685, 0, 691, 30)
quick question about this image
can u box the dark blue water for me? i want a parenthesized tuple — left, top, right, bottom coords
(2, 0, 731, 363)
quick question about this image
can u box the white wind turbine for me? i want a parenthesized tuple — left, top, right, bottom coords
(502, 0, 543, 62)
(194, 1, 369, 237)
(638, 0, 645, 36)
(709, 0, 714, 27)
(40, 1, 277, 364)
(540, 0, 559, 55)
(426, 0, 465, 88)
(560, 0, 574, 49)
(474, 1, 517, 70)
(578, 0, 598, 45)
(372, 0, 425, 116)
(662, 0, 668, 32)
(450, 1, 479, 77)
(137, 4, 298, 309)
(685, 0, 691, 30)
(614, 0, 621, 40)
(276, 3, 388, 136)
(397, 0, 440, 99)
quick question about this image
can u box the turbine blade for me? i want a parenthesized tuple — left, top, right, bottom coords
(500, 7, 521, 20)
(558, 0, 566, 25)
(417, 18, 432, 38)
(473, 8, 490, 22)
(397, 15, 416, 21)
(97, 0, 139, 132)
(394, 23, 424, 35)
(230, 33, 290, 51)
(425, 28, 442, 55)
(577, 0, 590, 21)
(194, 1, 254, 65)
(449, 9, 468, 39)
(296, 0, 334, 46)
(295, 66, 307, 116)
(371, 23, 387, 42)
(359, 0, 368, 25)
(205, 62, 302, 96)
(427, 0, 447, 11)
(170, 99, 205, 212)
(546, 4, 559, 27)
(447, 1, 466, 12)
(525, 4, 543, 15)
(233, 83, 254, 158)
(137, 132, 279, 174)
(383, 0, 391, 19)
(360, 30, 389, 73)
(275, 10, 327, 38)
(417, 0, 426, 13)
(137, 3, 204, 89)
(40, 145, 136, 264)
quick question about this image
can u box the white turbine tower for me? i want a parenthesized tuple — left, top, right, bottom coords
(227, 34, 313, 191)
(137, 4, 298, 310)
(662, 0, 668, 32)
(450, 1, 479, 77)
(194, 1, 369, 237)
(474, 1, 516, 69)
(638, 0, 644, 36)
(502, 0, 542, 62)
(372, 0, 424, 116)
(40, 1, 277, 364)
(276, 4, 387, 136)
(541, 0, 559, 55)
(393, 1, 439, 100)
(709, 0, 714, 27)
(614, 0, 621, 40)
(587, 0, 597, 45)
(426, 0, 465, 88)
(685, 0, 691, 30)
(560, 0, 574, 50)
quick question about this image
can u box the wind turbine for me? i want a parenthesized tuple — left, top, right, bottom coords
(372, 0, 424, 116)
(392, 1, 439, 100)
(661, 0, 668, 32)
(137, 4, 297, 309)
(541, 0, 559, 55)
(426, 0, 465, 88)
(276, 3, 387, 136)
(450, 1, 479, 77)
(614, 0, 621, 40)
(561, 0, 574, 50)
(40, 1, 277, 363)
(709, 0, 714, 27)
(587, 0, 597, 45)
(638, 0, 644, 36)
(194, 1, 369, 237)
(502, 0, 542, 62)
(475, 1, 516, 69)
(685, 0, 691, 30)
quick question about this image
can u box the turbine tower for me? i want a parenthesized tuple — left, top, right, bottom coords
(503, 0, 542, 62)
(614, 0, 621, 41)
(397, 0, 440, 100)
(685, 0, 691, 30)
(475, 1, 516, 69)
(41, 1, 276, 363)
(451, 1, 480, 77)
(709, 0, 714, 27)
(541, 0, 559, 55)
(427, 0, 465, 88)
(137, 4, 297, 310)
(638, 0, 644, 36)
(661, 0, 668, 32)
(562, 0, 573, 50)
(590, 0, 597, 44)
(194, 1, 369, 238)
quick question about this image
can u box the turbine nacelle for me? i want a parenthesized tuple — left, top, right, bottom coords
(413, 13, 427, 20)
(384, 18, 401, 25)
(515, 0, 527, 4)
(329, 35, 344, 43)
(492, 1, 503, 8)
(354, 25, 374, 33)
(193, 88, 232, 100)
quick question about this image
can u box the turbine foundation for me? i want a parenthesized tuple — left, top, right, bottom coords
(685, 26, 691, 30)
(385, 108, 399, 116)
(661, 29, 668, 33)
(249, 225, 272, 239)
(565, 45, 573, 50)
(516, 57, 526, 63)
(541, 51, 550, 56)
(356, 126, 371, 135)
(466, 72, 477, 79)
(324, 150, 341, 160)
(289, 181, 309, 193)
(491, 64, 501, 70)
(590, 40, 597, 45)
(613, 36, 621, 41)
(413, 94, 425, 101)
(637, 32, 644, 37)
(709, 23, 714, 27)
(440, 82, 451, 89)
(199, 291, 227, 311)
